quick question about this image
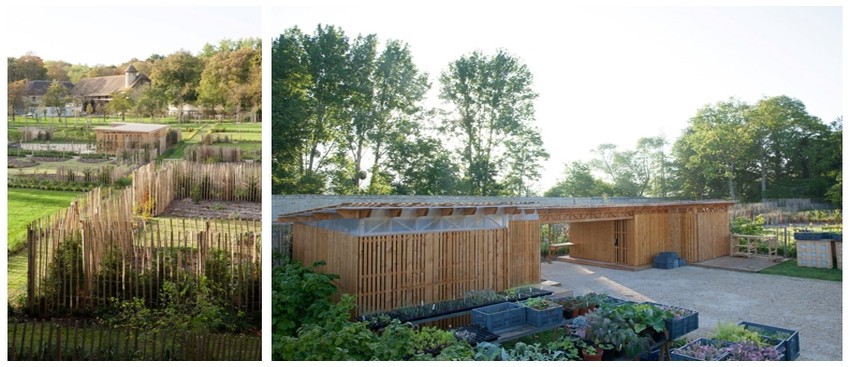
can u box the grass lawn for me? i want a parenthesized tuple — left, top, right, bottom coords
(8, 157, 124, 176)
(759, 260, 842, 281)
(7, 188, 80, 253)
(7, 253, 28, 308)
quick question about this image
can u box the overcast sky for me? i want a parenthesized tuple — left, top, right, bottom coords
(271, 2, 843, 193)
(5, 6, 261, 66)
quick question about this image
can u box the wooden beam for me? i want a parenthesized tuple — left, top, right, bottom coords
(503, 206, 519, 215)
(478, 207, 498, 215)
(438, 208, 454, 216)
(414, 208, 429, 217)
(386, 208, 403, 218)
(461, 207, 476, 215)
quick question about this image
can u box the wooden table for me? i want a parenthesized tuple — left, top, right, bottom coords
(548, 242, 574, 263)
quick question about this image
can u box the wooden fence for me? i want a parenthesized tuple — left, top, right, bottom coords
(8, 318, 261, 361)
(184, 145, 243, 163)
(272, 223, 292, 266)
(27, 161, 262, 315)
(10, 165, 134, 186)
(28, 218, 261, 315)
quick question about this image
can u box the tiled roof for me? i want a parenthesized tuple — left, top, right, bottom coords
(25, 80, 74, 96)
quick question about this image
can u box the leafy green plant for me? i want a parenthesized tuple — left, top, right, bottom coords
(709, 322, 765, 346)
(522, 297, 558, 310)
(272, 260, 340, 337)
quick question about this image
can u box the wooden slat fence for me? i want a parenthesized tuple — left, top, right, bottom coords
(7, 318, 261, 361)
(27, 160, 262, 316)
(272, 223, 292, 266)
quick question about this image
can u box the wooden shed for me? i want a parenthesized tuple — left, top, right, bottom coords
(276, 197, 734, 315)
(94, 122, 171, 154)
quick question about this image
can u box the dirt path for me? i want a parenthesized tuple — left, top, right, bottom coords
(541, 261, 842, 361)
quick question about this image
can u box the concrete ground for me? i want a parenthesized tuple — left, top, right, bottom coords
(540, 261, 843, 361)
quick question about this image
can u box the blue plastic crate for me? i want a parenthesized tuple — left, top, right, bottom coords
(738, 321, 799, 361)
(645, 302, 699, 339)
(653, 257, 678, 269)
(472, 302, 526, 332)
(671, 338, 731, 361)
(524, 304, 563, 327)
(794, 232, 827, 241)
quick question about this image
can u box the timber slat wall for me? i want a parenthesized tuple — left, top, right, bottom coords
(293, 220, 539, 315)
(567, 207, 730, 266)
(570, 221, 615, 263)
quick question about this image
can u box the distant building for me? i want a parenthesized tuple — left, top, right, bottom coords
(94, 122, 171, 155)
(74, 64, 150, 114)
(21, 80, 75, 116)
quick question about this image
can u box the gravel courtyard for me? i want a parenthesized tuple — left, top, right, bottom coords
(541, 261, 842, 361)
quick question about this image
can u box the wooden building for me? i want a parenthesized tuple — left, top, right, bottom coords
(276, 197, 734, 315)
(94, 122, 171, 154)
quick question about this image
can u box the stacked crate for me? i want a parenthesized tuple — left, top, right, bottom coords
(794, 232, 833, 269)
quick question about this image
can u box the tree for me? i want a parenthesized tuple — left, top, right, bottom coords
(271, 25, 352, 194)
(106, 92, 133, 121)
(7, 79, 28, 121)
(44, 60, 71, 81)
(545, 161, 613, 197)
(198, 41, 261, 121)
(503, 126, 550, 196)
(133, 83, 167, 121)
(8, 54, 47, 82)
(439, 49, 543, 195)
(672, 98, 751, 200)
(150, 50, 203, 123)
(41, 80, 70, 124)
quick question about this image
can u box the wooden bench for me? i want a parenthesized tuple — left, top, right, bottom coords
(547, 242, 574, 263)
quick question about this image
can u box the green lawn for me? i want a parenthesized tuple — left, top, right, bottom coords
(7, 188, 80, 253)
(759, 260, 842, 281)
(8, 157, 123, 176)
(7, 253, 28, 308)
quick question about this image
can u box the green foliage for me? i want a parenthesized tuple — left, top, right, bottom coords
(272, 260, 340, 337)
(99, 275, 245, 334)
(709, 322, 764, 346)
(731, 216, 766, 235)
(546, 161, 614, 197)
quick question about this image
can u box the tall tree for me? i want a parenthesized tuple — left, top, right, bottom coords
(8, 54, 47, 81)
(106, 92, 133, 121)
(271, 25, 351, 194)
(41, 80, 70, 124)
(7, 79, 28, 121)
(545, 161, 613, 197)
(198, 43, 261, 121)
(673, 99, 751, 200)
(132, 84, 167, 120)
(504, 126, 549, 196)
(44, 60, 72, 81)
(439, 49, 543, 195)
(150, 50, 203, 122)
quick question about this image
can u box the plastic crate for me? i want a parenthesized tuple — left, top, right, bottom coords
(793, 232, 827, 241)
(653, 257, 678, 269)
(524, 304, 563, 327)
(796, 241, 834, 269)
(677, 258, 686, 267)
(738, 321, 799, 361)
(671, 338, 731, 361)
(645, 302, 699, 339)
(835, 241, 842, 270)
(472, 302, 526, 332)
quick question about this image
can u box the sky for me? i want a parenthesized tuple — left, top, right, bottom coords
(270, 1, 843, 193)
(5, 6, 262, 66)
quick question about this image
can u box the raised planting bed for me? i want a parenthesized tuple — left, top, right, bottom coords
(472, 302, 526, 332)
(360, 287, 551, 328)
(644, 302, 698, 339)
(670, 338, 731, 361)
(738, 321, 799, 361)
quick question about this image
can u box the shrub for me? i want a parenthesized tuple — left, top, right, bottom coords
(272, 260, 340, 338)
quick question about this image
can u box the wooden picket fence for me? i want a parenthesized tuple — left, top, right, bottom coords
(27, 161, 262, 316)
(184, 145, 243, 163)
(8, 318, 261, 361)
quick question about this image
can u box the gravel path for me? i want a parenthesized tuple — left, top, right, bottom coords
(541, 261, 842, 361)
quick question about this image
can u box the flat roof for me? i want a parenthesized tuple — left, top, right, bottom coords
(94, 122, 168, 133)
(274, 195, 735, 223)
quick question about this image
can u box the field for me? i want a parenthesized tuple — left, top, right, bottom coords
(7, 188, 80, 253)
(7, 188, 81, 307)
